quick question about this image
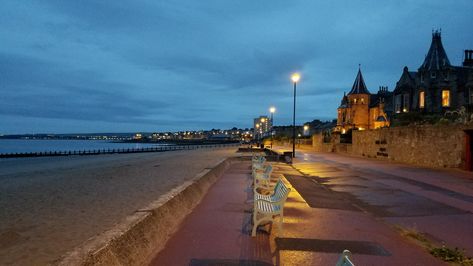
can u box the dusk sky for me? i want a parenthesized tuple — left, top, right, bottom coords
(1, 1, 472, 134)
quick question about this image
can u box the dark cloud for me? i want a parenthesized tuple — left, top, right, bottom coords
(1, 0, 472, 133)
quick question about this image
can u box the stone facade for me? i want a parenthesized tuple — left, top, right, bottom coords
(393, 31, 473, 115)
(336, 69, 391, 133)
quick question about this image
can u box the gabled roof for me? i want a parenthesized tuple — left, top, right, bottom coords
(348, 68, 370, 95)
(420, 31, 451, 71)
(394, 66, 417, 94)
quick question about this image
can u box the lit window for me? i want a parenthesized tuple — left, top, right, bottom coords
(403, 94, 409, 112)
(361, 98, 365, 104)
(419, 91, 425, 108)
(442, 90, 450, 107)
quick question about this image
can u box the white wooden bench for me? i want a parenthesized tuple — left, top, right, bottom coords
(252, 179, 291, 237)
(336, 250, 355, 266)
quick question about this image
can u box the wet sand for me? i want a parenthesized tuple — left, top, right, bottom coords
(0, 147, 237, 265)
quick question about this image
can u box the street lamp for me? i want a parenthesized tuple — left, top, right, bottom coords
(269, 106, 276, 149)
(291, 73, 300, 158)
(255, 123, 260, 145)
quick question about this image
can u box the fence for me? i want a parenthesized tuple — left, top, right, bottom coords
(0, 143, 240, 159)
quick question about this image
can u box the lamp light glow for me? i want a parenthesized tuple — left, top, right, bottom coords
(291, 73, 301, 83)
(270, 107, 276, 113)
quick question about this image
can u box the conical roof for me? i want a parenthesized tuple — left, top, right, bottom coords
(348, 68, 370, 95)
(420, 31, 451, 71)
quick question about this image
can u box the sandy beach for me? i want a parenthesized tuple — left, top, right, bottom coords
(0, 147, 237, 265)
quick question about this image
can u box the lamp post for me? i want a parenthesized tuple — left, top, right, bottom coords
(269, 106, 275, 149)
(291, 73, 300, 158)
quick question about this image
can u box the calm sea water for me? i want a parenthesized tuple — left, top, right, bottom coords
(0, 139, 167, 154)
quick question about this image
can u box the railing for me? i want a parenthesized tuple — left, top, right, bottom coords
(0, 143, 240, 159)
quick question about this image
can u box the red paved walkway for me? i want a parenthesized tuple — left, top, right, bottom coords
(151, 158, 446, 265)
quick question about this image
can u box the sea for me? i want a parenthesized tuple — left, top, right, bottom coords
(0, 139, 167, 154)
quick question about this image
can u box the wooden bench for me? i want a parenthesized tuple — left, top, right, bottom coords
(336, 250, 355, 266)
(252, 179, 291, 237)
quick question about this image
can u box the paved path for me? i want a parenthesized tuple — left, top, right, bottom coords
(285, 146, 473, 256)
(152, 156, 449, 265)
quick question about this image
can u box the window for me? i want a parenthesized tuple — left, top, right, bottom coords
(431, 72, 436, 79)
(442, 90, 450, 107)
(469, 88, 473, 104)
(419, 91, 425, 108)
(403, 94, 409, 112)
(420, 73, 424, 83)
(395, 95, 401, 113)
(361, 98, 365, 104)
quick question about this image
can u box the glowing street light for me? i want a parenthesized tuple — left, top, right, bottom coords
(269, 106, 276, 149)
(291, 73, 300, 158)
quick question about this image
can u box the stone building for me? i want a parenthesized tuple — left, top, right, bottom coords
(393, 31, 473, 114)
(335, 68, 392, 133)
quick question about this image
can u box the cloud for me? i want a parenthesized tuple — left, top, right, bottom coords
(1, 0, 473, 133)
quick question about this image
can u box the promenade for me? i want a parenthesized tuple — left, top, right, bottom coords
(151, 148, 473, 265)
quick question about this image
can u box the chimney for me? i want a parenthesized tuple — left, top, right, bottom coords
(464, 50, 473, 67)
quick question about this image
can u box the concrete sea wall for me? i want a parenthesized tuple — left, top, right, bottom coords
(57, 157, 235, 266)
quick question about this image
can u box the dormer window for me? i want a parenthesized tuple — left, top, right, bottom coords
(431, 72, 436, 79)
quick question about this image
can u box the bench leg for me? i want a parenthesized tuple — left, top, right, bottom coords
(252, 214, 272, 237)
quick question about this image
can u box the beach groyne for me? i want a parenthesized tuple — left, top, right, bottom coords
(0, 143, 239, 158)
(56, 156, 238, 266)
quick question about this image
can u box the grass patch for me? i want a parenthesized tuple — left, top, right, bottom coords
(396, 226, 473, 265)
(430, 246, 473, 266)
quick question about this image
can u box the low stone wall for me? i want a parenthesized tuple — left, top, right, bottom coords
(310, 124, 467, 169)
(352, 125, 465, 168)
(57, 157, 235, 266)
(311, 134, 332, 152)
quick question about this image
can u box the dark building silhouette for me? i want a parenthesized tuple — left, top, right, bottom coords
(393, 31, 473, 114)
